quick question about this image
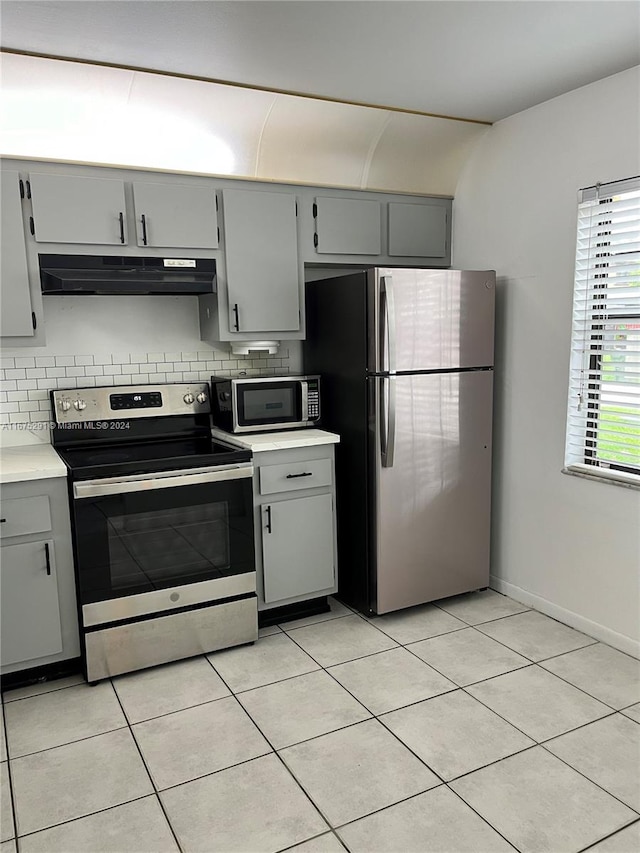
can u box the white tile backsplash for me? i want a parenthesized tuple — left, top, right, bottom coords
(0, 348, 292, 434)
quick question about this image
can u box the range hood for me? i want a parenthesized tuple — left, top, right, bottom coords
(40, 255, 216, 295)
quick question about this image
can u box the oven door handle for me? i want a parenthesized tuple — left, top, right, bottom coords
(73, 464, 253, 499)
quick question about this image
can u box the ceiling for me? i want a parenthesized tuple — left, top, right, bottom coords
(1, 1, 639, 123)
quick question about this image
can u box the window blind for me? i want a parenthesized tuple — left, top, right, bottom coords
(566, 177, 640, 482)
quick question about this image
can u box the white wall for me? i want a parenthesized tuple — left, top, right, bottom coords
(453, 67, 640, 656)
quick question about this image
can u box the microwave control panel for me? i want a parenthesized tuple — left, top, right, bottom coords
(307, 379, 320, 420)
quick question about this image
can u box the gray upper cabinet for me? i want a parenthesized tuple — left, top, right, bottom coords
(29, 173, 127, 244)
(223, 188, 301, 333)
(314, 196, 382, 255)
(0, 171, 34, 337)
(132, 182, 219, 249)
(0, 539, 63, 666)
(388, 202, 448, 257)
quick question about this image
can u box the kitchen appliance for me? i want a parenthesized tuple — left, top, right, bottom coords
(211, 375, 321, 434)
(51, 382, 256, 682)
(304, 268, 495, 615)
(40, 254, 216, 294)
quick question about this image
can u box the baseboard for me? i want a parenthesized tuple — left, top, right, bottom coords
(490, 576, 640, 660)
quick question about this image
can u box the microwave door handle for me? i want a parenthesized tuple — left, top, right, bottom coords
(301, 381, 309, 421)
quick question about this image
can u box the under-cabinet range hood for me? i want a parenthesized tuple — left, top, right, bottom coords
(40, 255, 216, 295)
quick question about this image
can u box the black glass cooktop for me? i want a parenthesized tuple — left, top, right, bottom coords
(56, 436, 251, 481)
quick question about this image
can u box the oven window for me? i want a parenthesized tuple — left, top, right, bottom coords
(237, 382, 301, 426)
(107, 503, 231, 594)
(73, 478, 254, 605)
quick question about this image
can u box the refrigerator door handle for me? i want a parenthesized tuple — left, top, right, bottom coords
(380, 275, 397, 374)
(380, 376, 397, 468)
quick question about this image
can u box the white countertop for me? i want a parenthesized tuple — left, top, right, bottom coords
(0, 428, 67, 484)
(212, 427, 340, 452)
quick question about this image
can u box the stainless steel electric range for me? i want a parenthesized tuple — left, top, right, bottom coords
(51, 382, 257, 683)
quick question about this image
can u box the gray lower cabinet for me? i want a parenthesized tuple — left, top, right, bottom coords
(0, 171, 34, 338)
(1, 539, 63, 666)
(0, 477, 80, 674)
(262, 494, 335, 603)
(253, 444, 338, 610)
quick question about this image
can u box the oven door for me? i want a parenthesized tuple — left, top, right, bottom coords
(71, 463, 255, 624)
(233, 379, 306, 432)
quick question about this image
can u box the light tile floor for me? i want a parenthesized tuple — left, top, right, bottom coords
(1, 589, 639, 853)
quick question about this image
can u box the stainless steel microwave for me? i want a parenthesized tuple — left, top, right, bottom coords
(211, 376, 321, 433)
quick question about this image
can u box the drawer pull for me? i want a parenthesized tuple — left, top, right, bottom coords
(44, 542, 51, 576)
(286, 472, 313, 479)
(0, 518, 6, 523)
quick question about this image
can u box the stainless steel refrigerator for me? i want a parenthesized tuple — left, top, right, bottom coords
(304, 268, 495, 615)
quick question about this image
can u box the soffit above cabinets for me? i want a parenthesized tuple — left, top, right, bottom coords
(0, 54, 487, 197)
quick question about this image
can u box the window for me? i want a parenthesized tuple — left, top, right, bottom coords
(565, 176, 640, 485)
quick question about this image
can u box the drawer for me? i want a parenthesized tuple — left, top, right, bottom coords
(0, 496, 52, 539)
(259, 458, 333, 495)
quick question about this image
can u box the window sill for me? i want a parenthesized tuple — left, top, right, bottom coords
(562, 464, 640, 492)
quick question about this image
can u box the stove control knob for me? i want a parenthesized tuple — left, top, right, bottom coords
(60, 398, 72, 412)
(196, 392, 207, 404)
(183, 393, 195, 404)
(73, 399, 87, 411)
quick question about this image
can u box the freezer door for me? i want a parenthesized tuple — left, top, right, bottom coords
(371, 370, 493, 614)
(368, 269, 495, 373)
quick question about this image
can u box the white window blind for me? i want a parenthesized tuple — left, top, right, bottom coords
(566, 177, 640, 483)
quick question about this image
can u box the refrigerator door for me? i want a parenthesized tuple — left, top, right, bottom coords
(371, 370, 493, 614)
(368, 268, 495, 373)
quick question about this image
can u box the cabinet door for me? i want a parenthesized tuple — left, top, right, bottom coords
(314, 197, 381, 255)
(0, 539, 63, 666)
(132, 182, 219, 248)
(261, 494, 335, 604)
(0, 171, 34, 337)
(223, 189, 300, 332)
(29, 173, 127, 244)
(388, 202, 447, 257)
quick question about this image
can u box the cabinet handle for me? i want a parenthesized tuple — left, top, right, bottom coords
(0, 518, 6, 523)
(265, 505, 272, 534)
(285, 472, 313, 479)
(118, 212, 125, 244)
(233, 303, 240, 331)
(44, 542, 51, 576)
(141, 213, 148, 246)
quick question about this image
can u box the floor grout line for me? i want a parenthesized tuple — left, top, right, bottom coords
(539, 740, 640, 817)
(577, 816, 640, 852)
(2, 705, 19, 852)
(110, 684, 184, 853)
(5, 723, 130, 763)
(11, 793, 157, 844)
(204, 661, 337, 849)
